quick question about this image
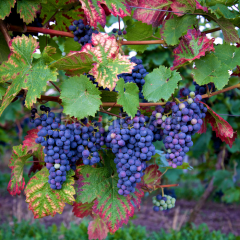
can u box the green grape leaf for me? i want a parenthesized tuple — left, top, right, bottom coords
(162, 15, 197, 45)
(80, 33, 135, 90)
(0, 35, 58, 116)
(192, 54, 230, 90)
(0, 33, 10, 64)
(77, 153, 144, 233)
(60, 75, 102, 119)
(222, 187, 240, 203)
(0, 85, 6, 100)
(214, 43, 240, 70)
(17, 0, 46, 24)
(40, 0, 84, 31)
(209, 4, 240, 19)
(115, 78, 139, 117)
(49, 51, 95, 76)
(125, 20, 153, 52)
(142, 66, 182, 102)
(0, 0, 16, 20)
(213, 170, 234, 191)
(25, 168, 75, 218)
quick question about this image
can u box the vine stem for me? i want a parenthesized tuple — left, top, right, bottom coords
(7, 25, 220, 45)
(37, 83, 240, 106)
(99, 109, 123, 119)
(0, 20, 11, 47)
(49, 81, 61, 93)
(155, 184, 179, 188)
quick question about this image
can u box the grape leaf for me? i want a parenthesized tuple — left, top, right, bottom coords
(129, 183, 144, 210)
(77, 161, 142, 233)
(115, 78, 139, 117)
(172, 29, 215, 70)
(214, 43, 240, 70)
(125, 20, 153, 52)
(162, 15, 197, 45)
(79, 0, 130, 28)
(41, 0, 84, 31)
(209, 4, 239, 19)
(25, 168, 75, 218)
(72, 202, 94, 218)
(17, 0, 46, 24)
(0, 35, 58, 116)
(0, 33, 10, 64)
(28, 159, 44, 177)
(142, 66, 182, 102)
(192, 54, 230, 90)
(80, 33, 135, 90)
(142, 164, 162, 185)
(209, 13, 239, 43)
(0, 85, 6, 101)
(222, 188, 240, 203)
(202, 102, 237, 148)
(88, 216, 109, 240)
(0, 0, 16, 20)
(129, 0, 172, 27)
(60, 75, 102, 119)
(49, 51, 95, 76)
(7, 145, 31, 196)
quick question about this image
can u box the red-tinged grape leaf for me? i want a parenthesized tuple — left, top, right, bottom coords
(142, 164, 162, 185)
(77, 164, 141, 233)
(198, 112, 207, 134)
(129, 0, 172, 27)
(25, 168, 75, 219)
(8, 145, 31, 195)
(172, 29, 215, 70)
(79, 0, 130, 28)
(127, 183, 144, 210)
(72, 202, 94, 218)
(171, 0, 208, 17)
(80, 33, 135, 90)
(28, 160, 43, 177)
(88, 216, 109, 240)
(0, 0, 16, 20)
(41, 0, 84, 31)
(60, 75, 102, 119)
(0, 35, 58, 116)
(17, 0, 46, 24)
(49, 51, 95, 76)
(203, 102, 237, 148)
(7, 170, 25, 196)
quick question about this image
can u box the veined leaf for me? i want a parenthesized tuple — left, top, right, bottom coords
(0, 0, 16, 20)
(209, 3, 239, 19)
(142, 66, 182, 102)
(60, 75, 102, 119)
(115, 78, 139, 117)
(143, 164, 162, 185)
(79, 0, 130, 28)
(172, 29, 215, 70)
(25, 168, 75, 218)
(0, 35, 58, 116)
(0, 33, 10, 64)
(17, 0, 46, 24)
(88, 216, 109, 240)
(80, 33, 135, 90)
(72, 201, 94, 218)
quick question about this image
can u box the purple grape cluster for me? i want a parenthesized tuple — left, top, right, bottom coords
(33, 105, 105, 189)
(194, 82, 215, 95)
(69, 19, 99, 45)
(112, 28, 127, 36)
(118, 57, 149, 99)
(105, 113, 155, 196)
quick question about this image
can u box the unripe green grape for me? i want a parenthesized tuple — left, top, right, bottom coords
(187, 98, 193, 104)
(167, 199, 171, 204)
(153, 200, 157, 204)
(190, 91, 195, 97)
(163, 204, 168, 208)
(160, 200, 165, 205)
(179, 103, 185, 110)
(156, 202, 160, 207)
(112, 116, 117, 120)
(162, 116, 167, 121)
(168, 204, 173, 208)
(102, 118, 108, 123)
(54, 163, 60, 169)
(167, 149, 171, 153)
(155, 113, 162, 119)
(153, 196, 156, 200)
(160, 206, 164, 211)
(104, 125, 109, 131)
(171, 199, 176, 204)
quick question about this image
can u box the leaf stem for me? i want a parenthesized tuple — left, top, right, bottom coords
(155, 184, 179, 188)
(49, 81, 61, 93)
(99, 108, 123, 119)
(0, 20, 11, 48)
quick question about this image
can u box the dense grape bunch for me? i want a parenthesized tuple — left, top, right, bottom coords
(33, 105, 105, 189)
(69, 19, 99, 45)
(118, 57, 149, 99)
(147, 93, 207, 168)
(194, 82, 215, 96)
(152, 194, 176, 212)
(105, 112, 156, 196)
